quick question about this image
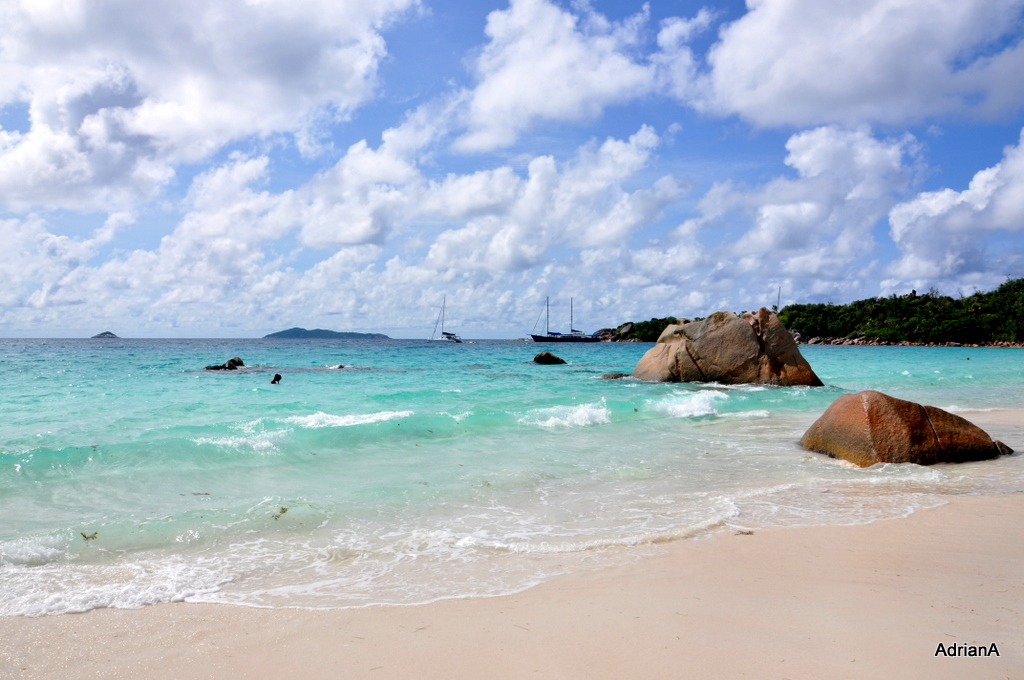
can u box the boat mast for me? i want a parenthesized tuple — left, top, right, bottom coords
(441, 295, 446, 334)
(431, 296, 443, 340)
(546, 297, 550, 335)
(570, 298, 573, 333)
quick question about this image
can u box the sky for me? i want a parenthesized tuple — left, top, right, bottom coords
(2, 0, 1024, 338)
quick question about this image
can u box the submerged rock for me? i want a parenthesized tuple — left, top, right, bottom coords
(600, 372, 631, 380)
(205, 357, 245, 371)
(533, 351, 567, 365)
(632, 308, 822, 386)
(800, 390, 1013, 467)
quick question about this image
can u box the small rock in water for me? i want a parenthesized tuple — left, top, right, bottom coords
(205, 357, 245, 371)
(600, 372, 630, 380)
(534, 351, 567, 365)
(271, 374, 282, 384)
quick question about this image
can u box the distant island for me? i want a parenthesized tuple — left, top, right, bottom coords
(263, 327, 390, 339)
(91, 331, 120, 338)
(603, 277, 1024, 346)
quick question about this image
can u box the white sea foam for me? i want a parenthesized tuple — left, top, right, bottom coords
(0, 556, 232, 617)
(720, 409, 771, 419)
(519, 400, 610, 428)
(649, 391, 727, 418)
(285, 410, 413, 428)
(193, 430, 289, 453)
(0, 536, 67, 567)
(943, 406, 999, 413)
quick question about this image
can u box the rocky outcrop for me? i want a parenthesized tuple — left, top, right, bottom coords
(205, 357, 245, 371)
(798, 335, 1024, 347)
(533, 351, 567, 365)
(800, 390, 1013, 466)
(631, 308, 822, 386)
(596, 319, 692, 342)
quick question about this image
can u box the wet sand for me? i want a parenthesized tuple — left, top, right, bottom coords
(3, 492, 1022, 680)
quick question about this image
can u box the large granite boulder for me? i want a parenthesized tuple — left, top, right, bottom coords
(800, 390, 1013, 466)
(631, 308, 822, 386)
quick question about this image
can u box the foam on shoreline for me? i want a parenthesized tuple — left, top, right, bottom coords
(3, 493, 1022, 679)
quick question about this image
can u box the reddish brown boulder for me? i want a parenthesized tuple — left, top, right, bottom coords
(800, 391, 1013, 466)
(631, 308, 822, 386)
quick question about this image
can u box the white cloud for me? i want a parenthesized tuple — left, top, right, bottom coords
(0, 0, 417, 210)
(886, 127, 1024, 285)
(298, 138, 419, 247)
(657, 127, 917, 301)
(0, 123, 689, 335)
(652, 9, 715, 101)
(454, 0, 656, 152)
(702, 0, 1024, 126)
(428, 125, 679, 271)
(177, 153, 298, 244)
(0, 123, 941, 334)
(4, 0, 1023, 337)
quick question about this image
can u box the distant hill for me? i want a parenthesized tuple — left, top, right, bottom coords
(91, 331, 119, 338)
(263, 327, 390, 339)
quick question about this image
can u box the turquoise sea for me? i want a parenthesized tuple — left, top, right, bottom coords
(2, 339, 1023, 617)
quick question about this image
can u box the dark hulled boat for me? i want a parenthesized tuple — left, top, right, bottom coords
(531, 298, 600, 343)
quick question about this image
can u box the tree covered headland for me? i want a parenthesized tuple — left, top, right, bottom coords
(778, 278, 1024, 345)
(597, 317, 681, 342)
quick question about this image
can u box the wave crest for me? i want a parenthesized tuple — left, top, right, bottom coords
(519, 400, 611, 428)
(285, 411, 413, 428)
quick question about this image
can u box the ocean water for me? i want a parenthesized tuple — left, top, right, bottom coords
(2, 339, 1023, 617)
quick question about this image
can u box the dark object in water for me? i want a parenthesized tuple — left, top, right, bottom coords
(271, 374, 282, 384)
(533, 351, 567, 365)
(600, 372, 630, 380)
(205, 357, 245, 371)
(80, 532, 98, 540)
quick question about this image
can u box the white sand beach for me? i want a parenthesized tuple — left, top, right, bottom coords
(3, 490, 1022, 680)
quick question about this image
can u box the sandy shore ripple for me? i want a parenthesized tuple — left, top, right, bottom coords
(3, 492, 1023, 680)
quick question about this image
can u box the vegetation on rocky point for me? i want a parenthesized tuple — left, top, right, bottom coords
(608, 278, 1024, 345)
(778, 278, 1024, 344)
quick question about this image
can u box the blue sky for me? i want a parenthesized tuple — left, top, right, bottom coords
(2, 0, 1024, 338)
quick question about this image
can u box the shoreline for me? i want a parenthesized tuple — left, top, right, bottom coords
(3, 492, 1022, 680)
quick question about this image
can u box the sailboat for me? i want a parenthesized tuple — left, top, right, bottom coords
(530, 297, 600, 342)
(430, 295, 463, 343)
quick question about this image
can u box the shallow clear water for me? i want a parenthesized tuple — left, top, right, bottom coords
(2, 339, 1023, 616)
